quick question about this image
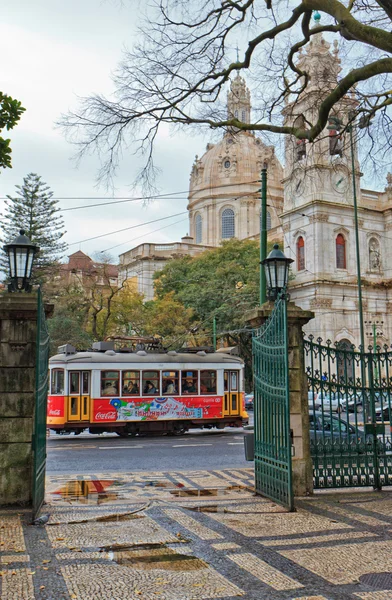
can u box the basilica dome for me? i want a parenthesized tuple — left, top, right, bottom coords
(187, 75, 283, 247)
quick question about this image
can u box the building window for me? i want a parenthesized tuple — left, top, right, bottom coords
(293, 116, 306, 161)
(336, 234, 346, 269)
(241, 109, 246, 121)
(297, 236, 305, 271)
(259, 211, 272, 232)
(224, 159, 231, 169)
(222, 208, 235, 239)
(195, 214, 202, 244)
(369, 237, 381, 271)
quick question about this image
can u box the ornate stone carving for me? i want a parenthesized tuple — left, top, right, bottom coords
(309, 213, 329, 223)
(310, 298, 332, 309)
(282, 224, 290, 234)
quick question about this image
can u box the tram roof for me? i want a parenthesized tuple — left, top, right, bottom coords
(49, 351, 244, 365)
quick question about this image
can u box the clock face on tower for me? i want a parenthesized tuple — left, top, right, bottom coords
(331, 168, 350, 195)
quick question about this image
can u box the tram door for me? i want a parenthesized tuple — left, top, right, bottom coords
(223, 371, 240, 416)
(68, 371, 91, 422)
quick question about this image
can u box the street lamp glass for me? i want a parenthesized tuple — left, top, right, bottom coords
(262, 244, 293, 300)
(3, 230, 39, 292)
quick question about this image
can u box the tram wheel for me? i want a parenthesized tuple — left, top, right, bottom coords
(116, 430, 136, 438)
(172, 424, 187, 436)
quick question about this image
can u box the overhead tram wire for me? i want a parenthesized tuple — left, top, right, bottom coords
(67, 212, 189, 247)
(102, 217, 189, 253)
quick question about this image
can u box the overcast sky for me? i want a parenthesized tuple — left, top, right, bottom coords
(0, 0, 205, 261)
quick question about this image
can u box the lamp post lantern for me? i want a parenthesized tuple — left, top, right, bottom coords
(262, 244, 293, 301)
(3, 229, 39, 292)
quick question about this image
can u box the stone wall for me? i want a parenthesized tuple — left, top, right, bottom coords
(0, 294, 52, 506)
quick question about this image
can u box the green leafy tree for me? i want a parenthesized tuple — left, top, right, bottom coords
(0, 92, 25, 170)
(0, 173, 67, 281)
(47, 306, 93, 356)
(153, 238, 275, 387)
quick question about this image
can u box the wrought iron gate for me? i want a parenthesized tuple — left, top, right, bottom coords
(252, 296, 294, 511)
(304, 336, 392, 489)
(32, 288, 50, 519)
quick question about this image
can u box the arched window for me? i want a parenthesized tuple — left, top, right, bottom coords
(293, 115, 306, 161)
(260, 211, 272, 232)
(222, 208, 235, 239)
(369, 237, 381, 271)
(241, 109, 246, 121)
(195, 214, 202, 244)
(297, 236, 305, 271)
(336, 234, 346, 269)
(337, 339, 354, 382)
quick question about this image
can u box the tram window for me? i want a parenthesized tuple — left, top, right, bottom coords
(181, 371, 198, 395)
(82, 372, 89, 394)
(142, 371, 160, 395)
(70, 372, 80, 394)
(122, 371, 140, 395)
(101, 371, 119, 396)
(230, 372, 238, 391)
(51, 369, 64, 395)
(70, 397, 78, 416)
(200, 370, 217, 394)
(224, 372, 229, 392)
(162, 371, 179, 395)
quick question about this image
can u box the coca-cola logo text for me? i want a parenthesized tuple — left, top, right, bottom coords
(49, 409, 61, 416)
(95, 411, 117, 420)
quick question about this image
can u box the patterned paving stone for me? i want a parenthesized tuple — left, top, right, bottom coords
(261, 530, 376, 547)
(355, 593, 392, 599)
(0, 554, 30, 564)
(46, 515, 178, 549)
(211, 542, 240, 550)
(206, 509, 351, 538)
(60, 562, 244, 599)
(0, 516, 26, 552)
(314, 502, 390, 527)
(279, 540, 392, 585)
(228, 552, 304, 591)
(163, 509, 223, 540)
(0, 567, 34, 600)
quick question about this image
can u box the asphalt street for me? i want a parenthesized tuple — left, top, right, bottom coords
(46, 414, 254, 474)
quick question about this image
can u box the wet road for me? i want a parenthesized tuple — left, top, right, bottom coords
(46, 414, 254, 474)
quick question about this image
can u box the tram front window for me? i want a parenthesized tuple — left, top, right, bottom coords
(200, 370, 217, 394)
(51, 369, 64, 394)
(70, 372, 80, 394)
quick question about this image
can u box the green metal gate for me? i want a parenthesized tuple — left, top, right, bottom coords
(32, 288, 50, 519)
(252, 296, 294, 511)
(305, 336, 392, 489)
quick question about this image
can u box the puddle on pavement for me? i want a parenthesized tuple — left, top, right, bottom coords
(170, 485, 248, 498)
(51, 480, 123, 505)
(107, 544, 207, 571)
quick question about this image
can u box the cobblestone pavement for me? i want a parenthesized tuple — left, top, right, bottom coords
(1, 468, 392, 599)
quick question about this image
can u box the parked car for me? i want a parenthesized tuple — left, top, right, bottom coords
(375, 404, 391, 423)
(245, 393, 254, 410)
(308, 390, 320, 410)
(314, 391, 347, 413)
(309, 411, 364, 442)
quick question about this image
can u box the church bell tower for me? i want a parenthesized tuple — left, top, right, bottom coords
(281, 16, 367, 347)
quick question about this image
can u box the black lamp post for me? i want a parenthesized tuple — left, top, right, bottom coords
(3, 230, 39, 292)
(262, 244, 293, 301)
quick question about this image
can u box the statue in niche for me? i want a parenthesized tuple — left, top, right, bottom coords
(369, 238, 381, 270)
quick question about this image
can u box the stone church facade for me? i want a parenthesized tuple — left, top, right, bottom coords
(119, 31, 392, 349)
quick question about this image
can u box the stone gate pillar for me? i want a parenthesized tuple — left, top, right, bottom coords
(247, 300, 314, 496)
(0, 293, 52, 505)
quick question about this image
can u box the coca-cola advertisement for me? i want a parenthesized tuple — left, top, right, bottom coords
(47, 395, 65, 418)
(92, 396, 223, 422)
